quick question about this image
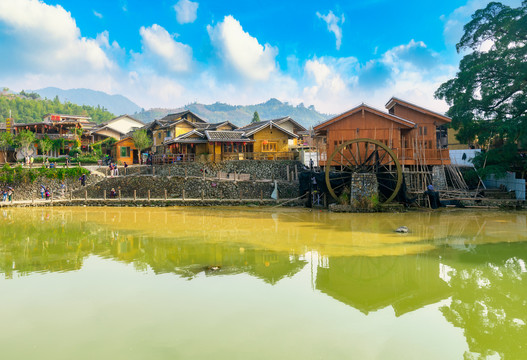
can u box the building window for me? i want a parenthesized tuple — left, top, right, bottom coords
(157, 132, 161, 139)
(262, 142, 277, 152)
(120, 146, 130, 157)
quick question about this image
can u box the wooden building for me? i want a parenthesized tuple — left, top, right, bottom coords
(91, 115, 144, 141)
(314, 98, 451, 166)
(111, 137, 139, 165)
(160, 118, 299, 162)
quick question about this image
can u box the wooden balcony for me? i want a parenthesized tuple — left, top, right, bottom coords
(319, 147, 450, 166)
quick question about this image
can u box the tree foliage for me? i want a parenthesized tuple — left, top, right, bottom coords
(0, 93, 115, 124)
(14, 130, 36, 157)
(132, 129, 152, 164)
(251, 111, 261, 123)
(132, 129, 152, 151)
(38, 138, 53, 159)
(435, 1, 527, 146)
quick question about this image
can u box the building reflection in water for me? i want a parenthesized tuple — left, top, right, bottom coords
(0, 208, 527, 358)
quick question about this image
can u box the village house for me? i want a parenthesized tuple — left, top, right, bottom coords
(313, 98, 451, 167)
(145, 110, 209, 154)
(13, 113, 98, 157)
(111, 137, 139, 165)
(160, 116, 304, 162)
(91, 115, 145, 142)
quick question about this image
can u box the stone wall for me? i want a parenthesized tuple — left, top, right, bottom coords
(432, 166, 448, 190)
(101, 160, 303, 181)
(0, 173, 103, 201)
(72, 175, 299, 200)
(349, 173, 378, 210)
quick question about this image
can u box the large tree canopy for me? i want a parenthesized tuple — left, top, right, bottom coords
(435, 1, 527, 146)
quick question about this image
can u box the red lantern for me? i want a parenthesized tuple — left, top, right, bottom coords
(262, 140, 268, 145)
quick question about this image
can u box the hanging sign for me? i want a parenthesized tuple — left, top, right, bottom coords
(5, 118, 12, 132)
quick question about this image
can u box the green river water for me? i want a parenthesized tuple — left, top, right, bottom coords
(0, 207, 526, 360)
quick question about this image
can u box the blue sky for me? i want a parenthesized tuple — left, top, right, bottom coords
(0, 0, 522, 113)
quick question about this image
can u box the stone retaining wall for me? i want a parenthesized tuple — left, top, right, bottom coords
(101, 160, 303, 181)
(0, 173, 103, 201)
(72, 175, 299, 200)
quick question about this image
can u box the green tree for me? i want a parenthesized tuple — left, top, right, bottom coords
(132, 129, 152, 164)
(251, 111, 261, 124)
(0, 132, 13, 162)
(14, 130, 36, 158)
(435, 1, 527, 147)
(38, 137, 53, 160)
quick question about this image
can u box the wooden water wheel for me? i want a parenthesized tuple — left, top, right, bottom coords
(325, 138, 403, 204)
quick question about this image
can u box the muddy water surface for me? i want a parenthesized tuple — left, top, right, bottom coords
(0, 207, 526, 360)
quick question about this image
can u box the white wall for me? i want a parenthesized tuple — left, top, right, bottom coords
(449, 149, 481, 166)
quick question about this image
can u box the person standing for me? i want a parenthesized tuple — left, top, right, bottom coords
(40, 185, 45, 199)
(60, 181, 66, 197)
(7, 187, 13, 202)
(80, 173, 87, 186)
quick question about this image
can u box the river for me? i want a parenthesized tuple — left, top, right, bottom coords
(0, 207, 526, 359)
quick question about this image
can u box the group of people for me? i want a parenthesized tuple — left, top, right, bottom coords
(1, 187, 14, 202)
(40, 185, 52, 200)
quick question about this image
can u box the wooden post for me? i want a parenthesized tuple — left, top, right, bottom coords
(133, 190, 136, 200)
(323, 193, 327, 208)
(185, 168, 187, 179)
(182, 189, 185, 200)
(164, 189, 167, 200)
(84, 190, 87, 200)
(260, 190, 263, 201)
(105, 168, 108, 178)
(70, 191, 72, 201)
(239, 190, 242, 200)
(153, 167, 155, 176)
(295, 165, 298, 181)
(119, 190, 121, 200)
(103, 190, 106, 200)
(148, 189, 151, 201)
(201, 189, 204, 200)
(286, 165, 290, 181)
(124, 167, 127, 176)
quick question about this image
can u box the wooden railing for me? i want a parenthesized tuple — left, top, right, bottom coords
(153, 152, 296, 163)
(153, 153, 196, 164)
(222, 152, 295, 161)
(35, 133, 76, 140)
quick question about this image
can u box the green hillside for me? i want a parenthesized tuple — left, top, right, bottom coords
(134, 98, 332, 128)
(0, 91, 115, 124)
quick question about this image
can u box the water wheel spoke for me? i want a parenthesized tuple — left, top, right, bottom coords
(326, 138, 402, 204)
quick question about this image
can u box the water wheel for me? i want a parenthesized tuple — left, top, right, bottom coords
(325, 138, 403, 204)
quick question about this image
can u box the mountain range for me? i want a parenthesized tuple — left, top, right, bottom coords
(29, 87, 331, 128)
(33, 87, 143, 116)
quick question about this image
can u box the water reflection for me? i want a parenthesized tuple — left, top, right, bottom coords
(1, 208, 527, 359)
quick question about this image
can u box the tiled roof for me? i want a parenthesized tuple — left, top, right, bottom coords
(205, 130, 252, 142)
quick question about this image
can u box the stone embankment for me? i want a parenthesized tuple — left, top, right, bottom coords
(0, 161, 304, 206)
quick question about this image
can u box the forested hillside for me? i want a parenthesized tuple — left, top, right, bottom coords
(0, 92, 115, 124)
(134, 98, 331, 128)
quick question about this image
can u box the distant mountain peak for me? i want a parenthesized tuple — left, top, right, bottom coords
(32, 87, 142, 116)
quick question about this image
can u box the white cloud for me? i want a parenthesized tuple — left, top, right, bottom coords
(0, 0, 114, 76)
(207, 15, 278, 81)
(137, 24, 193, 73)
(316, 10, 345, 50)
(93, 10, 103, 19)
(299, 40, 453, 114)
(173, 0, 199, 24)
(441, 0, 522, 45)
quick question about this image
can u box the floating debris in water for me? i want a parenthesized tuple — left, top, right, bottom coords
(395, 226, 409, 233)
